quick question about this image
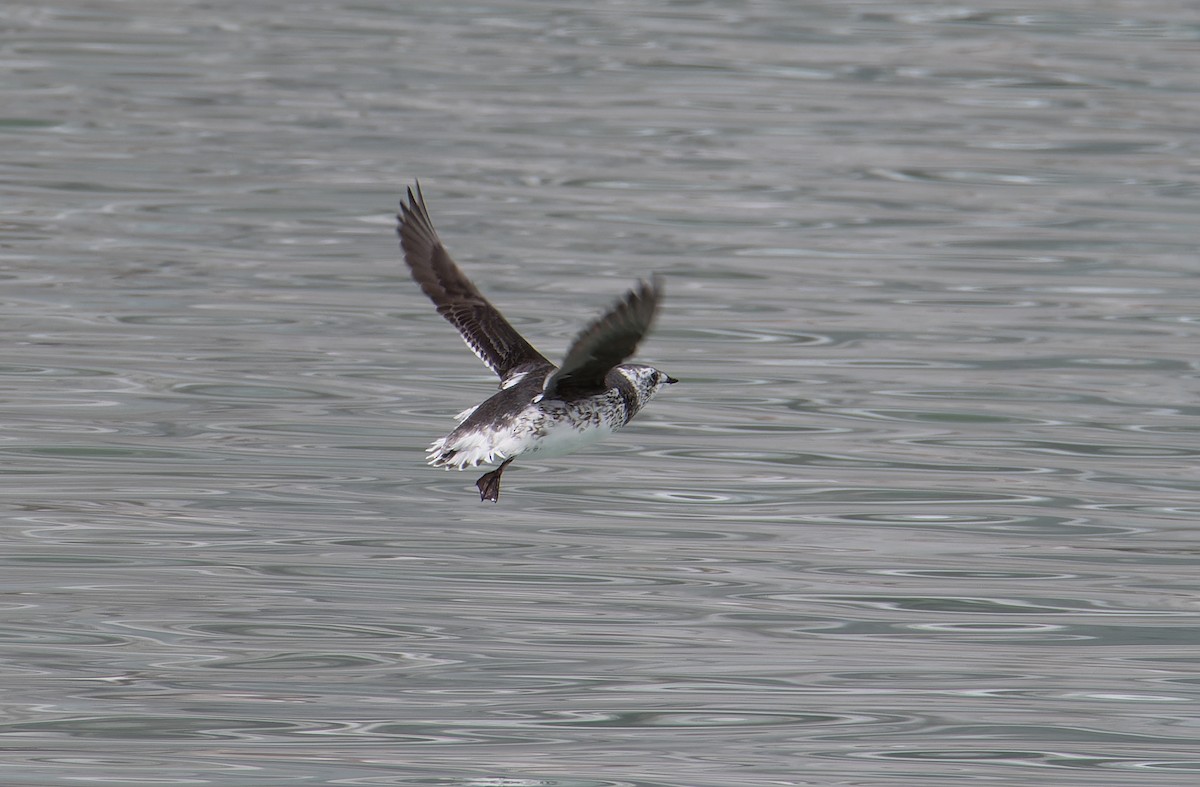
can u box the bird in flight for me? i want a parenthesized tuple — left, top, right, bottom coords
(397, 183, 677, 502)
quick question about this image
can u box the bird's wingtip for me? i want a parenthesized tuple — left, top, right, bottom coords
(401, 180, 424, 211)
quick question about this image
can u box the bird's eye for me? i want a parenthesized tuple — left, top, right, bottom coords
(652, 372, 661, 384)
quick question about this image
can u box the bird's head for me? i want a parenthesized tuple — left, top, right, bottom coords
(623, 364, 679, 404)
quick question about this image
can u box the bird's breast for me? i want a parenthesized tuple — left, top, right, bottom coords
(517, 391, 627, 459)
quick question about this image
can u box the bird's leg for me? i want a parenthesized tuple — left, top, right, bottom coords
(476, 457, 515, 503)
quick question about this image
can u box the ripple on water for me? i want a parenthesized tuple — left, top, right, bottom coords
(649, 446, 1062, 476)
(673, 326, 832, 345)
(0, 715, 307, 741)
(822, 406, 1064, 425)
(0, 627, 129, 647)
(816, 512, 1144, 537)
(475, 708, 877, 729)
(878, 386, 1099, 403)
(812, 566, 1080, 581)
(197, 652, 407, 672)
(171, 383, 344, 400)
(117, 314, 298, 326)
(907, 437, 1200, 459)
(0, 364, 117, 377)
(835, 747, 1200, 774)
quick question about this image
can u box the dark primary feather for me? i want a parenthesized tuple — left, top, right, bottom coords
(543, 276, 663, 398)
(397, 183, 550, 382)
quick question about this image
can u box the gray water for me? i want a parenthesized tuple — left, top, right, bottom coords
(3, 1, 1200, 785)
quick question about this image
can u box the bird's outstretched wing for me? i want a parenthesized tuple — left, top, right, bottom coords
(397, 183, 551, 382)
(543, 276, 662, 398)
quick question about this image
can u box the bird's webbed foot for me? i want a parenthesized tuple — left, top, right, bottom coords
(475, 457, 515, 503)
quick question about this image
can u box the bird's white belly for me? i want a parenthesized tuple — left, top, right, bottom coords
(430, 396, 624, 469)
(522, 414, 617, 459)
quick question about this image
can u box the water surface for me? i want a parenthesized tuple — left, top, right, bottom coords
(3, 1, 1200, 785)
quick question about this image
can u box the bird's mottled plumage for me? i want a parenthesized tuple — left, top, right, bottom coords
(397, 182, 676, 502)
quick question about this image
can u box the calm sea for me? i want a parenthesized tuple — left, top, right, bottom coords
(3, 1, 1199, 785)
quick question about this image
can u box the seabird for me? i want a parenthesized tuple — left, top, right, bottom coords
(397, 182, 677, 502)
